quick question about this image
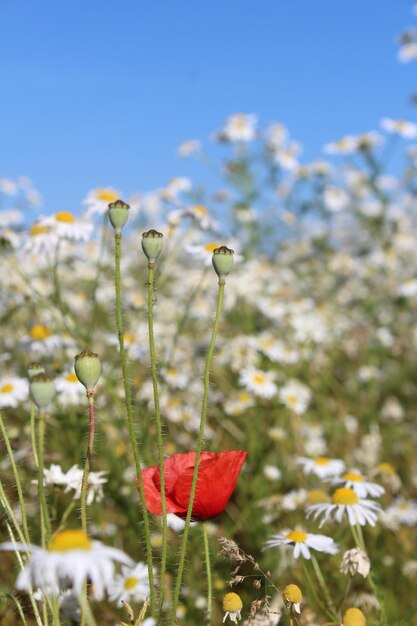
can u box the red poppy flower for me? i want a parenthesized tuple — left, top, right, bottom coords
(140, 450, 247, 522)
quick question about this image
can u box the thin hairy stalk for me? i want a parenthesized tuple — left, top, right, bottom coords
(38, 411, 52, 546)
(301, 560, 330, 619)
(0, 483, 26, 544)
(80, 393, 95, 533)
(0, 412, 31, 543)
(30, 400, 39, 467)
(202, 524, 212, 626)
(310, 555, 338, 621)
(1, 592, 28, 626)
(147, 263, 168, 619)
(169, 279, 225, 626)
(4, 521, 44, 626)
(114, 230, 156, 612)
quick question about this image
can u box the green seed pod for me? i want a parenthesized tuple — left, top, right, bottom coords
(141, 229, 163, 263)
(212, 245, 234, 279)
(108, 199, 130, 232)
(30, 373, 56, 410)
(74, 350, 101, 392)
(27, 361, 45, 380)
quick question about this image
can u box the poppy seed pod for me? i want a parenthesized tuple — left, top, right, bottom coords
(108, 199, 130, 232)
(27, 361, 45, 380)
(30, 373, 56, 410)
(141, 229, 163, 263)
(74, 350, 101, 392)
(212, 246, 234, 279)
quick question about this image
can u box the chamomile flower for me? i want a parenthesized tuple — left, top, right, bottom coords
(331, 470, 385, 498)
(239, 368, 278, 399)
(108, 562, 150, 607)
(279, 380, 311, 414)
(382, 498, 417, 528)
(0, 376, 28, 408)
(282, 584, 302, 614)
(306, 488, 381, 528)
(82, 187, 120, 216)
(185, 204, 220, 231)
(223, 390, 255, 416)
(264, 529, 339, 559)
(223, 592, 243, 623)
(1, 529, 133, 599)
(297, 456, 345, 479)
(219, 113, 257, 142)
(23, 222, 58, 254)
(381, 118, 417, 138)
(55, 372, 85, 403)
(324, 135, 358, 155)
(38, 212, 93, 242)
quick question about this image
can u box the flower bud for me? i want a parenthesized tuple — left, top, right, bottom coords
(212, 246, 234, 279)
(340, 547, 370, 578)
(141, 229, 163, 263)
(108, 199, 130, 232)
(28, 361, 45, 380)
(282, 584, 302, 614)
(30, 373, 56, 410)
(74, 350, 101, 392)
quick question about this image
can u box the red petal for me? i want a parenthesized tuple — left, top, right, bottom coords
(141, 466, 186, 515)
(173, 450, 247, 521)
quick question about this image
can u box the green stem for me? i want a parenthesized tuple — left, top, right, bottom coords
(30, 400, 39, 467)
(147, 263, 168, 620)
(0, 413, 31, 543)
(169, 279, 225, 626)
(310, 555, 338, 621)
(38, 411, 52, 546)
(80, 393, 95, 534)
(202, 524, 212, 626)
(78, 593, 98, 626)
(114, 230, 156, 613)
(301, 560, 330, 619)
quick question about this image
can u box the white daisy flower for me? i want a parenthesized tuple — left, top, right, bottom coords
(23, 222, 58, 254)
(160, 367, 189, 389)
(0, 376, 28, 408)
(177, 139, 201, 157)
(306, 487, 382, 528)
(38, 212, 93, 242)
(220, 113, 257, 142)
(297, 456, 345, 479)
(331, 470, 385, 498)
(161, 177, 192, 202)
(108, 561, 150, 607)
(264, 529, 339, 559)
(82, 187, 120, 216)
(0, 209, 23, 227)
(1, 529, 132, 599)
(182, 204, 220, 231)
(223, 391, 255, 416)
(282, 489, 307, 511)
(324, 135, 358, 154)
(255, 334, 299, 364)
(239, 368, 277, 399)
(21, 324, 65, 355)
(55, 372, 85, 403)
(382, 498, 417, 528)
(279, 380, 311, 414)
(381, 117, 417, 138)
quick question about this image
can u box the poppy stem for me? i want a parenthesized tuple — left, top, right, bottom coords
(114, 230, 156, 614)
(37, 410, 52, 546)
(202, 523, 212, 625)
(80, 392, 95, 534)
(169, 279, 225, 626)
(147, 262, 168, 621)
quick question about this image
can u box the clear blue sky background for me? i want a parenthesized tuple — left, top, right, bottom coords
(1, 0, 416, 213)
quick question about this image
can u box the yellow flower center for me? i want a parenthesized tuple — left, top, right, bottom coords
(398, 502, 410, 511)
(65, 373, 78, 383)
(222, 592, 243, 612)
(377, 462, 395, 475)
(314, 457, 329, 465)
(123, 576, 139, 590)
(96, 189, 118, 203)
(192, 204, 207, 216)
(332, 487, 359, 505)
(343, 607, 366, 626)
(0, 383, 14, 394)
(285, 530, 307, 543)
(55, 211, 75, 223)
(204, 242, 220, 253)
(285, 394, 298, 406)
(30, 223, 49, 236)
(124, 333, 134, 344)
(343, 472, 363, 482)
(307, 489, 329, 505)
(253, 374, 266, 384)
(167, 369, 178, 377)
(239, 392, 250, 402)
(48, 529, 92, 552)
(283, 584, 302, 604)
(30, 325, 51, 340)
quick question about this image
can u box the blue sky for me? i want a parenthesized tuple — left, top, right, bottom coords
(1, 0, 416, 214)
